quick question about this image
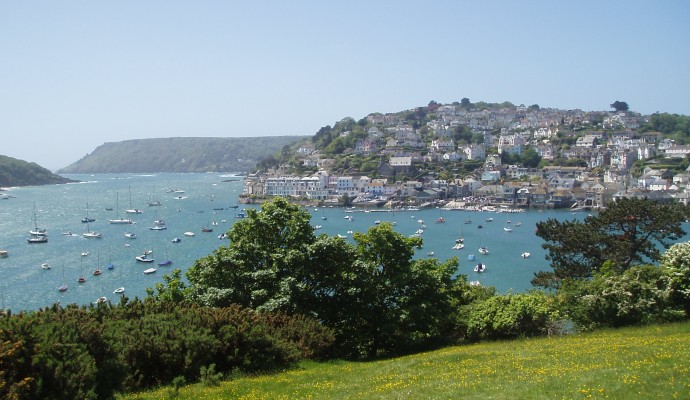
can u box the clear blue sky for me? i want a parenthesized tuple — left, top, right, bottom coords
(1, 1, 689, 170)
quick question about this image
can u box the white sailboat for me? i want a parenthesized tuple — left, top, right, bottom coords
(478, 231, 489, 254)
(124, 187, 143, 214)
(28, 203, 48, 243)
(109, 193, 133, 224)
(83, 222, 102, 238)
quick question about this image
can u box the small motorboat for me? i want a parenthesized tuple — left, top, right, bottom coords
(183, 232, 195, 237)
(135, 254, 154, 263)
(521, 252, 531, 258)
(124, 232, 137, 239)
(474, 263, 486, 273)
(143, 267, 157, 274)
(96, 296, 107, 304)
(41, 263, 51, 270)
(113, 287, 125, 294)
(172, 237, 182, 243)
(93, 269, 102, 276)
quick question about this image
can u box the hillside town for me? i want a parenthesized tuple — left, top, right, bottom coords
(243, 102, 690, 210)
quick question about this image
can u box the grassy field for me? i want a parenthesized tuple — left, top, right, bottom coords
(125, 321, 690, 400)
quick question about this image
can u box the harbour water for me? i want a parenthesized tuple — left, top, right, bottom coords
(0, 173, 629, 312)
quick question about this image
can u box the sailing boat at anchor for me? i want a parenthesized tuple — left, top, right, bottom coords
(109, 193, 133, 224)
(81, 202, 95, 223)
(28, 203, 48, 243)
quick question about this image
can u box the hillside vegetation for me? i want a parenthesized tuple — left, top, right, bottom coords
(57, 136, 307, 173)
(127, 321, 690, 400)
(0, 155, 75, 186)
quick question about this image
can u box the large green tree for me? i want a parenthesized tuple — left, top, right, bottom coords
(186, 197, 315, 310)
(533, 198, 687, 288)
(186, 197, 461, 358)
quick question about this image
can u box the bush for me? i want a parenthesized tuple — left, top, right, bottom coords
(464, 291, 560, 341)
(659, 241, 690, 316)
(199, 364, 222, 387)
(0, 300, 335, 398)
(559, 265, 687, 331)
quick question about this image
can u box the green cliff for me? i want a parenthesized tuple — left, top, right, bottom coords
(0, 155, 75, 186)
(57, 136, 307, 173)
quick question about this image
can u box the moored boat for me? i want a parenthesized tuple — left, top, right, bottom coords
(135, 254, 154, 263)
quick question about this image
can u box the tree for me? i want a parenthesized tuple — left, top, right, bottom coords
(610, 101, 629, 112)
(186, 197, 315, 310)
(460, 97, 471, 108)
(187, 198, 462, 359)
(346, 224, 458, 357)
(533, 198, 687, 288)
(340, 193, 352, 207)
(520, 148, 542, 168)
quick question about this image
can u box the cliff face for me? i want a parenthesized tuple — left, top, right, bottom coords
(57, 136, 307, 174)
(0, 155, 75, 186)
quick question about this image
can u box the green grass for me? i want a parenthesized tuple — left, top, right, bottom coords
(124, 322, 690, 400)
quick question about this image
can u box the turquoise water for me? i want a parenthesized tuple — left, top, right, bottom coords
(1, 173, 592, 312)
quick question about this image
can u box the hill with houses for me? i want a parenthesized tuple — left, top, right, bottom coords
(245, 100, 690, 209)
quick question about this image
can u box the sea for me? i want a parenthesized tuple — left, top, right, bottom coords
(0, 172, 664, 312)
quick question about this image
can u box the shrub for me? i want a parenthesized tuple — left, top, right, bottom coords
(559, 265, 686, 331)
(465, 291, 560, 341)
(199, 364, 222, 387)
(659, 241, 690, 316)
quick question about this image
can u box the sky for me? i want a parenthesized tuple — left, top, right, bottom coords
(1, 1, 689, 171)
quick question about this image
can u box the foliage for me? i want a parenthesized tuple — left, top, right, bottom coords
(533, 198, 687, 288)
(639, 112, 690, 144)
(659, 241, 690, 315)
(610, 100, 629, 112)
(0, 155, 75, 187)
(145, 269, 188, 302)
(0, 300, 333, 398)
(501, 147, 541, 168)
(187, 197, 463, 359)
(187, 197, 315, 310)
(465, 291, 561, 341)
(199, 364, 222, 387)
(166, 376, 186, 399)
(557, 265, 687, 331)
(57, 136, 307, 173)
